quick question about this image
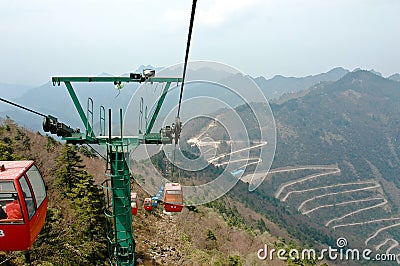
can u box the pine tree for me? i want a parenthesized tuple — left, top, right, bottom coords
(52, 143, 107, 264)
(70, 169, 104, 240)
(55, 144, 85, 195)
(0, 141, 23, 160)
(0, 142, 15, 160)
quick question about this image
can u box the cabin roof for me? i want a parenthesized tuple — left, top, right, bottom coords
(164, 182, 182, 191)
(0, 161, 34, 181)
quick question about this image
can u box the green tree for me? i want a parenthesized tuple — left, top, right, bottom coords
(79, 145, 97, 158)
(52, 144, 107, 264)
(206, 229, 217, 241)
(69, 169, 104, 241)
(228, 255, 242, 266)
(55, 144, 85, 194)
(0, 142, 22, 160)
(45, 134, 59, 152)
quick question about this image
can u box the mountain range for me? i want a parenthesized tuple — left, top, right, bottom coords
(253, 67, 350, 99)
(0, 82, 32, 104)
(1, 66, 398, 134)
(200, 69, 400, 258)
(2, 66, 400, 263)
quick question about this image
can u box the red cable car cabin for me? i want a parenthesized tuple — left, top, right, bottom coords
(130, 192, 138, 215)
(143, 198, 152, 211)
(163, 183, 183, 212)
(0, 161, 48, 251)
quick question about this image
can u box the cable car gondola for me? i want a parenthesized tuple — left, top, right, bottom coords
(130, 192, 138, 215)
(163, 183, 183, 212)
(143, 198, 153, 211)
(0, 161, 48, 251)
(151, 196, 159, 208)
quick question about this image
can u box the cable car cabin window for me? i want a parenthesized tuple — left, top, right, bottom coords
(0, 181, 24, 223)
(0, 181, 15, 192)
(19, 176, 36, 219)
(26, 165, 46, 208)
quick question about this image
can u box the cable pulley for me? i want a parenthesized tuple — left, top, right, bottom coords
(172, 116, 182, 144)
(42, 115, 78, 137)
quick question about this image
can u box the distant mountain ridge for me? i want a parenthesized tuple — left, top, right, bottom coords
(0, 82, 32, 101)
(253, 67, 350, 99)
(389, 73, 400, 82)
(189, 69, 400, 253)
(272, 69, 400, 170)
(0, 66, 398, 132)
(263, 70, 400, 252)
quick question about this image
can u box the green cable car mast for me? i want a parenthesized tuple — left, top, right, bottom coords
(45, 74, 182, 265)
(47, 1, 197, 263)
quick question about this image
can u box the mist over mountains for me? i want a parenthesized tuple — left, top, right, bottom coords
(1, 66, 398, 133)
(0, 82, 32, 104)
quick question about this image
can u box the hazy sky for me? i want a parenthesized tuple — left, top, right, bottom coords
(0, 0, 399, 86)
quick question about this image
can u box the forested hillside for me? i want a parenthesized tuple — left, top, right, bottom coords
(273, 70, 400, 180)
(2, 69, 399, 265)
(0, 119, 308, 266)
(242, 70, 400, 259)
(0, 119, 107, 265)
(268, 70, 400, 256)
(172, 70, 400, 264)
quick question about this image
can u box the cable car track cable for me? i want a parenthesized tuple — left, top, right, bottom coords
(171, 0, 197, 183)
(177, 0, 197, 118)
(1, 96, 84, 141)
(0, 97, 46, 118)
(86, 143, 107, 160)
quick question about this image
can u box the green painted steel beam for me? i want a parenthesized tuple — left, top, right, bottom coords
(109, 148, 134, 265)
(62, 133, 96, 144)
(52, 76, 182, 84)
(96, 136, 139, 147)
(64, 81, 94, 136)
(146, 81, 172, 134)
